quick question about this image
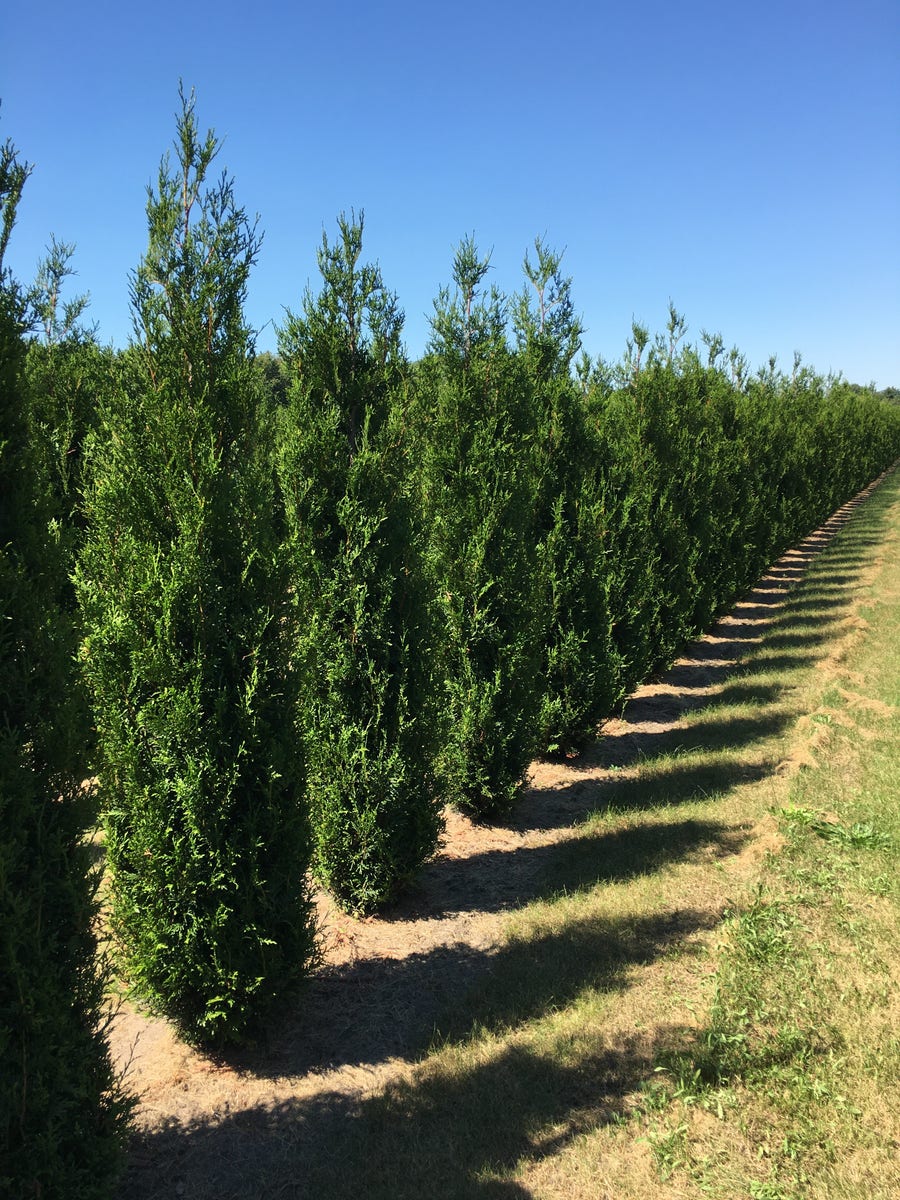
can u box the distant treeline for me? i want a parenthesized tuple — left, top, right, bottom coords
(3, 89, 900, 1198)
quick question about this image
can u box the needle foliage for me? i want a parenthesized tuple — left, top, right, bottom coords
(278, 212, 443, 914)
(1, 133, 130, 1199)
(75, 89, 317, 1045)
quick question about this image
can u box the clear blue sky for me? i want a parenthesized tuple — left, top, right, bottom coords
(3, 0, 899, 386)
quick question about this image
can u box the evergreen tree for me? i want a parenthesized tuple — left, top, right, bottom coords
(75, 88, 317, 1045)
(1, 131, 130, 1200)
(513, 240, 618, 755)
(414, 237, 546, 817)
(24, 236, 110, 561)
(278, 212, 442, 914)
(582, 379, 662, 697)
(23, 238, 112, 774)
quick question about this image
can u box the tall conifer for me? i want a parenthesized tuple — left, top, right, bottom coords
(278, 213, 442, 913)
(1, 133, 129, 1199)
(75, 89, 317, 1045)
(414, 238, 546, 816)
(513, 240, 619, 755)
(24, 237, 110, 567)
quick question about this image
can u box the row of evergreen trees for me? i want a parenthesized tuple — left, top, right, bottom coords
(4, 89, 900, 1195)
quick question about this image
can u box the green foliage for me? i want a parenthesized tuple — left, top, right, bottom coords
(576, 329, 900, 716)
(7, 82, 899, 980)
(278, 211, 442, 913)
(21, 241, 111, 773)
(75, 88, 317, 1044)
(513, 240, 619, 755)
(24, 334, 111, 544)
(414, 237, 547, 815)
(253, 348, 289, 409)
(24, 237, 109, 549)
(1, 132, 130, 1199)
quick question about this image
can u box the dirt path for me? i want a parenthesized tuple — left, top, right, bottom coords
(110, 480, 886, 1194)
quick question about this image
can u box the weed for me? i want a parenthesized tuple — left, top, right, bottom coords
(777, 805, 818, 826)
(730, 890, 796, 963)
(748, 1178, 793, 1199)
(813, 819, 892, 850)
(643, 1122, 690, 1180)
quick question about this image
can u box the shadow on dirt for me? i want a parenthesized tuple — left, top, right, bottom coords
(121, 906, 720, 1199)
(585, 708, 794, 767)
(208, 824, 738, 1083)
(515, 755, 777, 835)
(408, 815, 747, 920)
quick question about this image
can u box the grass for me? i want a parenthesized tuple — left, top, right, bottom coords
(120, 468, 900, 1199)
(615, 472, 900, 1200)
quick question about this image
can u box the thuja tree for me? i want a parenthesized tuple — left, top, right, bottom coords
(23, 239, 111, 774)
(744, 360, 896, 550)
(278, 212, 442, 914)
(580, 315, 740, 696)
(582, 377, 662, 697)
(0, 135, 130, 1199)
(413, 238, 546, 817)
(513, 241, 618, 755)
(24, 237, 110, 567)
(75, 90, 317, 1045)
(824, 380, 900, 493)
(626, 346, 740, 656)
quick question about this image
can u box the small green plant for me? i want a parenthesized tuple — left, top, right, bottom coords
(778, 805, 818, 826)
(782, 807, 893, 851)
(731, 891, 796, 964)
(748, 1180, 793, 1200)
(644, 1121, 690, 1180)
(813, 819, 891, 850)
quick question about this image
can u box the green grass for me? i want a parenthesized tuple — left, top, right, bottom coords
(630, 472, 900, 1199)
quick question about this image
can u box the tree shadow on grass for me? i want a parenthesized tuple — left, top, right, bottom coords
(213, 822, 740, 1083)
(531, 817, 746, 900)
(783, 594, 856, 614)
(659, 647, 822, 691)
(429, 905, 721, 1046)
(761, 627, 842, 651)
(407, 817, 746, 921)
(770, 612, 842, 631)
(605, 678, 789, 726)
(586, 707, 793, 766)
(734, 650, 821, 677)
(512, 750, 778, 836)
(695, 680, 787, 712)
(808, 552, 873, 570)
(123, 1040, 660, 1200)
(784, 570, 860, 588)
(120, 907, 720, 1200)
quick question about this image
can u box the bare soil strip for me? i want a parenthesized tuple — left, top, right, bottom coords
(110, 474, 892, 1195)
